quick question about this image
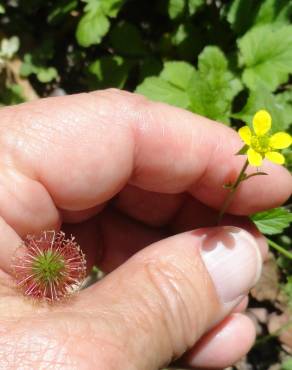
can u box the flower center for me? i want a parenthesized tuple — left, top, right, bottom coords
(250, 135, 270, 154)
(32, 250, 65, 284)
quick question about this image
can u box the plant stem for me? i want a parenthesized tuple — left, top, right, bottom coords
(255, 320, 292, 346)
(267, 238, 292, 260)
(218, 159, 249, 224)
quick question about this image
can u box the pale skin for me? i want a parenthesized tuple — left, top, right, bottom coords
(0, 89, 291, 369)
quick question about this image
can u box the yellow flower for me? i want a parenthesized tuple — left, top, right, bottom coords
(238, 109, 292, 166)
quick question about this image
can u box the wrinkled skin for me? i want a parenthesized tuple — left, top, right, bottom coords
(0, 89, 290, 369)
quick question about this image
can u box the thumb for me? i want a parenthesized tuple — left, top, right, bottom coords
(79, 226, 262, 369)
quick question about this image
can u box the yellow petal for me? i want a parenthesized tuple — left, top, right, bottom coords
(265, 151, 285, 165)
(252, 109, 272, 136)
(238, 126, 252, 145)
(247, 148, 263, 166)
(269, 132, 292, 149)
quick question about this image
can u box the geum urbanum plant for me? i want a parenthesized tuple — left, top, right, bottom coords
(218, 109, 292, 223)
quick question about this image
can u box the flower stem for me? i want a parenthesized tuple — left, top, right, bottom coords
(218, 159, 249, 224)
(267, 238, 292, 260)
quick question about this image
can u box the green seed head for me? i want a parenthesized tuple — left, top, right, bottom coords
(12, 231, 87, 302)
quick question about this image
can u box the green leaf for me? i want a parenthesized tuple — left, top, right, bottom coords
(76, 0, 124, 47)
(109, 22, 146, 56)
(76, 7, 110, 47)
(20, 54, 34, 76)
(275, 90, 292, 129)
(233, 86, 292, 132)
(47, 0, 78, 24)
(187, 46, 242, 123)
(136, 61, 195, 108)
(100, 0, 124, 17)
(251, 208, 292, 235)
(20, 52, 58, 83)
(226, 0, 292, 34)
(226, 0, 256, 34)
(136, 47, 242, 123)
(281, 357, 292, 370)
(188, 0, 204, 15)
(0, 84, 25, 106)
(160, 61, 196, 90)
(238, 25, 292, 92)
(37, 67, 58, 83)
(171, 23, 204, 61)
(284, 148, 292, 172)
(87, 56, 132, 89)
(0, 36, 20, 60)
(255, 0, 292, 27)
(0, 3, 5, 14)
(168, 0, 186, 19)
(282, 280, 292, 312)
(136, 76, 190, 109)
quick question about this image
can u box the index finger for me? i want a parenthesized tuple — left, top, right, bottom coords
(0, 89, 290, 235)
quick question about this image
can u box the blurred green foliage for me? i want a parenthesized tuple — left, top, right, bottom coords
(0, 0, 291, 131)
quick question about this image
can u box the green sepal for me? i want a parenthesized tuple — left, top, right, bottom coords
(243, 172, 268, 181)
(236, 144, 248, 155)
(223, 182, 234, 189)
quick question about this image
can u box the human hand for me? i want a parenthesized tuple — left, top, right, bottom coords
(0, 89, 290, 369)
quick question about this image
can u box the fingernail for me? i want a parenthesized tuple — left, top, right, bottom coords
(200, 226, 262, 305)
